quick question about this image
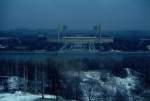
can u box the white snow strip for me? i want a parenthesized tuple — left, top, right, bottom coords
(0, 91, 56, 101)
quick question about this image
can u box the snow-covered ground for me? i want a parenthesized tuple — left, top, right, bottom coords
(0, 91, 56, 101)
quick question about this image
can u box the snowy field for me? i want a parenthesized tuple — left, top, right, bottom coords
(0, 91, 56, 101)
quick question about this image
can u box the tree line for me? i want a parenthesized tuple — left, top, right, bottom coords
(0, 55, 150, 100)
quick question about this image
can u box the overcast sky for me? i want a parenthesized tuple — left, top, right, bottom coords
(0, 0, 150, 30)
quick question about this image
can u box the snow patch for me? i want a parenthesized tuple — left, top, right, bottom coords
(0, 91, 56, 101)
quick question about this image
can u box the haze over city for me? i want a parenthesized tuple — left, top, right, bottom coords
(0, 0, 150, 30)
(1, 1, 150, 101)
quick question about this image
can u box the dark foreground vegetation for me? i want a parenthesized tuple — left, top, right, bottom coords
(0, 55, 150, 101)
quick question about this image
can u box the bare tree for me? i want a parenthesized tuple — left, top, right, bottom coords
(23, 63, 28, 92)
(34, 63, 38, 94)
(81, 80, 102, 101)
(38, 63, 45, 99)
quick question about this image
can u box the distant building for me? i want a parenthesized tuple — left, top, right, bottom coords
(61, 36, 114, 44)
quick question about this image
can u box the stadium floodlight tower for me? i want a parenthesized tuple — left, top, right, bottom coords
(94, 24, 101, 40)
(57, 25, 67, 40)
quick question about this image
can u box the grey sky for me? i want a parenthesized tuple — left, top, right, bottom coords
(0, 0, 150, 30)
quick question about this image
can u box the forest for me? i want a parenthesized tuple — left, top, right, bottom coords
(0, 55, 150, 101)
